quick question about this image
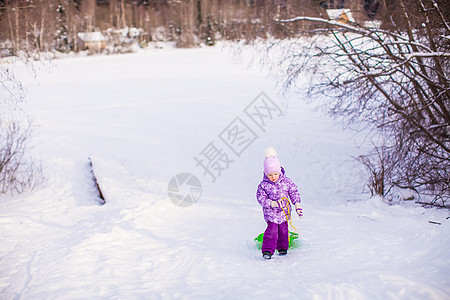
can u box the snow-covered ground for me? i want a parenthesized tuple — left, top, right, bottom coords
(1, 45, 449, 299)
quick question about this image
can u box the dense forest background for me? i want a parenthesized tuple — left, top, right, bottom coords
(0, 0, 392, 54)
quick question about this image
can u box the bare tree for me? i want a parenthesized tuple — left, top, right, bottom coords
(0, 1, 43, 196)
(0, 63, 42, 196)
(275, 0, 450, 206)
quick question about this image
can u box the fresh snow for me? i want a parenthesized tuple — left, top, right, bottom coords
(1, 45, 449, 300)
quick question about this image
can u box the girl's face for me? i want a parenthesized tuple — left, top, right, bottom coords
(267, 172, 280, 182)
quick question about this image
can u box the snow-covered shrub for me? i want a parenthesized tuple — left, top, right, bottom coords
(0, 119, 42, 194)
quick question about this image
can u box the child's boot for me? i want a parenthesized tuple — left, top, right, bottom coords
(278, 249, 288, 256)
(262, 251, 272, 259)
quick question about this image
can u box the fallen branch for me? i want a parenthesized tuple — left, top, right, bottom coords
(428, 220, 442, 225)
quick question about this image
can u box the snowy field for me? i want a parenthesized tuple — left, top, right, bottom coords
(1, 44, 450, 299)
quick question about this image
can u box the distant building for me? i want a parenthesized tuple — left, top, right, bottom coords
(326, 9, 355, 24)
(77, 32, 106, 52)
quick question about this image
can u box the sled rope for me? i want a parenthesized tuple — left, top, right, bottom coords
(280, 197, 299, 237)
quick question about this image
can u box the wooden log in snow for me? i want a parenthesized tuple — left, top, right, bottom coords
(88, 157, 106, 205)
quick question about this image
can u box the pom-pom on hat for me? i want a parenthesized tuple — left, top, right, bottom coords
(264, 147, 281, 175)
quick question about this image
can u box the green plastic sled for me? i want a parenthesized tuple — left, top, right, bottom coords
(254, 231, 300, 250)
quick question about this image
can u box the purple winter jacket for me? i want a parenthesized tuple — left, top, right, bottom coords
(256, 167, 302, 224)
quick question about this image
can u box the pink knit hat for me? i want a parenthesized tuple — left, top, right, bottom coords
(264, 147, 281, 175)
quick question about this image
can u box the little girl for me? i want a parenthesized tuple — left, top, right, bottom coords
(256, 147, 303, 259)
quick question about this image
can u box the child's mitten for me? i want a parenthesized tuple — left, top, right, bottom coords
(295, 203, 303, 217)
(270, 199, 287, 208)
